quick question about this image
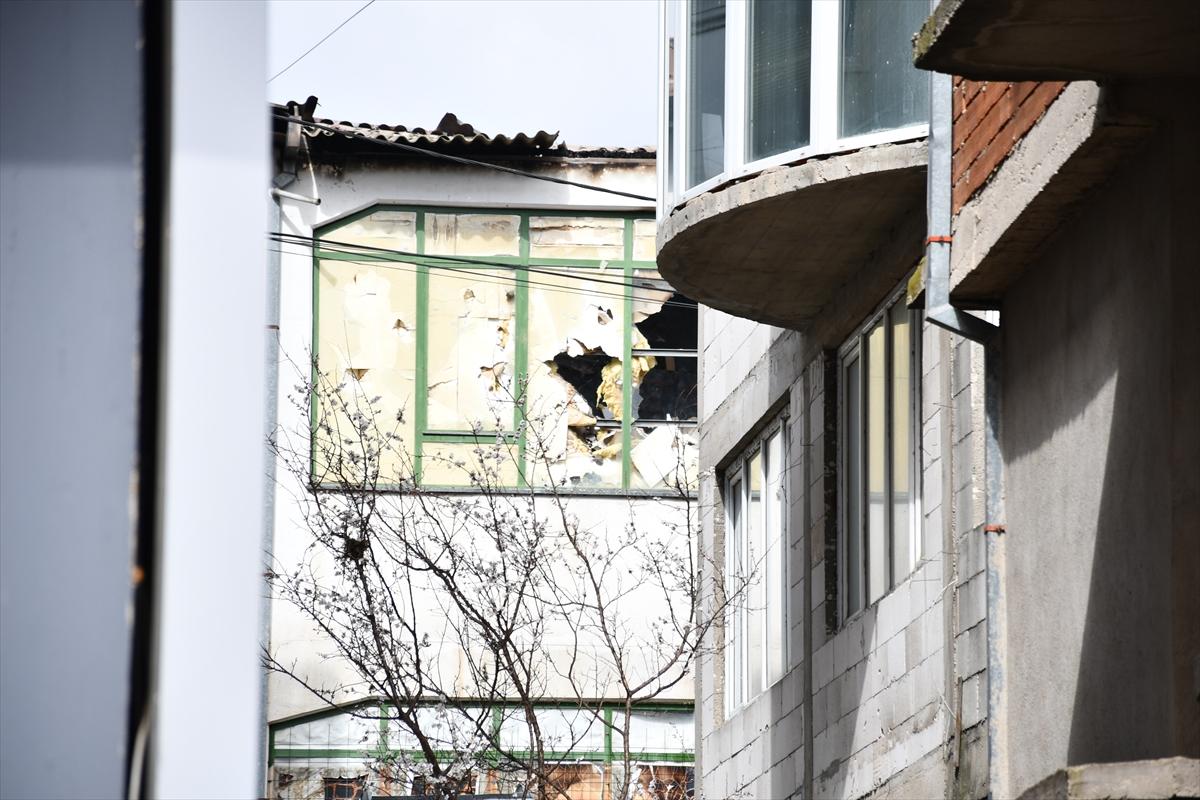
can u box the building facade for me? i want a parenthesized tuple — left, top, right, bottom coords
(267, 106, 700, 799)
(657, 1, 1198, 799)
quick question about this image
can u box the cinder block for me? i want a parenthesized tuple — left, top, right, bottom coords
(957, 619, 987, 679)
(958, 573, 987, 634)
(862, 657, 886, 700)
(962, 671, 986, 729)
(876, 588, 907, 644)
(815, 640, 834, 689)
(904, 620, 924, 673)
(813, 685, 829, 734)
(923, 605, 946, 659)
(886, 632, 906, 684)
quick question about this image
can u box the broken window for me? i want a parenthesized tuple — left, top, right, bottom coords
(525, 270, 627, 488)
(629, 290, 699, 490)
(312, 207, 699, 493)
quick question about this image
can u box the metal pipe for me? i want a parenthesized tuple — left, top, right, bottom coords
(984, 339, 1008, 798)
(270, 186, 319, 205)
(258, 117, 298, 797)
(924, 71, 997, 344)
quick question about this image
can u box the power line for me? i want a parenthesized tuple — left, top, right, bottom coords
(269, 237, 698, 311)
(278, 115, 657, 203)
(268, 0, 377, 84)
(272, 231, 676, 296)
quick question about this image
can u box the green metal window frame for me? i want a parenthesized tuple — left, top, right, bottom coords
(268, 699, 696, 768)
(312, 206, 694, 495)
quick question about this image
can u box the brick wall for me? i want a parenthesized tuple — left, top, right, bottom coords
(952, 78, 1067, 212)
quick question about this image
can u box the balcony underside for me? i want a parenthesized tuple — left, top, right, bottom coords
(947, 83, 1156, 303)
(656, 141, 927, 330)
(914, 0, 1200, 81)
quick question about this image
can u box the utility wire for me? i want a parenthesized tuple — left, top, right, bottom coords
(268, 0, 377, 84)
(278, 115, 657, 203)
(272, 231, 675, 295)
(269, 239, 698, 312)
(270, 233, 697, 310)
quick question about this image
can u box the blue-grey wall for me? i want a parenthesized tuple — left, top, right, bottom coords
(0, 2, 142, 797)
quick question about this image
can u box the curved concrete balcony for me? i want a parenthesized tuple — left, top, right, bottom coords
(656, 140, 927, 330)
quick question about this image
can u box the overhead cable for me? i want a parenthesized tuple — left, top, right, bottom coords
(268, 237, 697, 311)
(278, 116, 657, 203)
(271, 231, 675, 295)
(268, 0, 377, 84)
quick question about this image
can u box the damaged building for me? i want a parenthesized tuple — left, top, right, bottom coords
(267, 104, 697, 798)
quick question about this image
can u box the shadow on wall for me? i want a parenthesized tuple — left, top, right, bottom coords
(999, 84, 1200, 795)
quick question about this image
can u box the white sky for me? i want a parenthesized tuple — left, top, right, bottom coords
(267, 0, 659, 147)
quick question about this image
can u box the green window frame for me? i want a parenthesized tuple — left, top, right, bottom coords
(312, 206, 693, 493)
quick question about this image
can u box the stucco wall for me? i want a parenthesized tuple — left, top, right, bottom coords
(999, 89, 1200, 797)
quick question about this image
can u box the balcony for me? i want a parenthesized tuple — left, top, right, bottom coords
(914, 0, 1200, 81)
(656, 0, 931, 330)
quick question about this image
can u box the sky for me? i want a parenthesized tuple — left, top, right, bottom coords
(267, 0, 659, 147)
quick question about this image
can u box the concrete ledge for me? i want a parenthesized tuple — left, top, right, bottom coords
(657, 141, 926, 330)
(1017, 756, 1200, 800)
(914, 0, 1200, 81)
(950, 82, 1154, 302)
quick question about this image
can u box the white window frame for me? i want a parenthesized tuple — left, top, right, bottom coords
(837, 288, 922, 624)
(661, 0, 931, 212)
(723, 411, 789, 715)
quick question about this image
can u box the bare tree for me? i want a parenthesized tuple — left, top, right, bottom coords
(265, 358, 744, 800)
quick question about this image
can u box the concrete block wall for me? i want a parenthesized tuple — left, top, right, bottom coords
(694, 302, 991, 799)
(951, 78, 1067, 212)
(695, 306, 803, 799)
(808, 320, 956, 800)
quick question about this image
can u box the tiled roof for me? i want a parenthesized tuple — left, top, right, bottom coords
(273, 99, 653, 159)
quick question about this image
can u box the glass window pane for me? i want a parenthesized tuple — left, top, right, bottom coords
(840, 0, 930, 138)
(890, 304, 912, 583)
(315, 259, 417, 485)
(666, 1, 678, 196)
(322, 209, 417, 253)
(866, 322, 887, 604)
(529, 215, 624, 261)
(747, 0, 811, 161)
(632, 218, 657, 261)
(426, 269, 516, 431)
(426, 213, 520, 256)
(421, 440, 520, 487)
(747, 452, 764, 698)
(764, 429, 785, 683)
(727, 476, 744, 709)
(687, 0, 725, 187)
(845, 352, 862, 617)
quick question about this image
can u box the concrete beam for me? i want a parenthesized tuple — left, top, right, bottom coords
(1016, 757, 1200, 800)
(657, 141, 927, 330)
(914, 0, 1200, 81)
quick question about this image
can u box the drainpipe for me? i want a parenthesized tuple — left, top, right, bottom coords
(924, 67, 1007, 796)
(924, 70, 997, 345)
(259, 111, 301, 797)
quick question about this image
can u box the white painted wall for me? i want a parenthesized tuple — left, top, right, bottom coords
(268, 154, 693, 724)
